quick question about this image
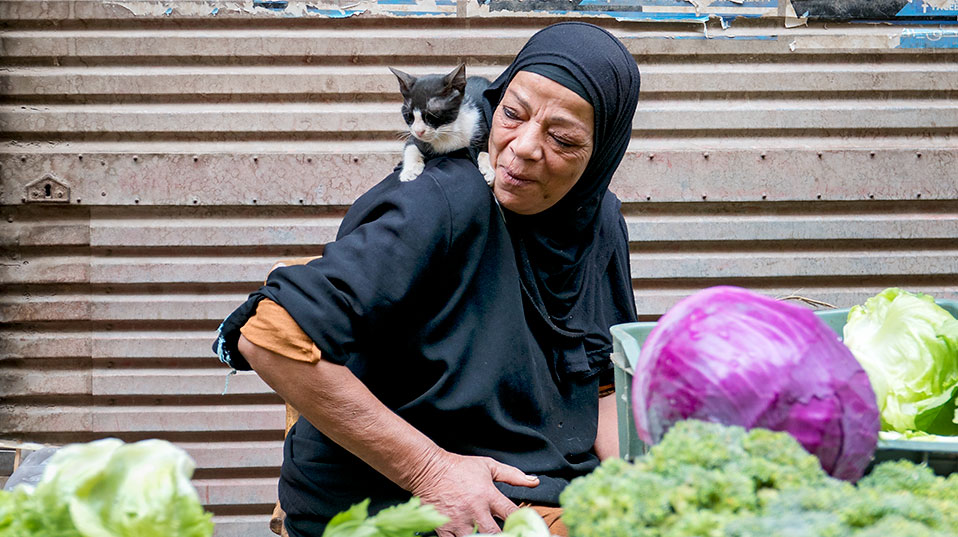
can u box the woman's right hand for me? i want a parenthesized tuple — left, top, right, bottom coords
(408, 449, 540, 536)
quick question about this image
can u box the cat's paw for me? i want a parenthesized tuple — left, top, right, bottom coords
(478, 151, 495, 187)
(399, 161, 425, 182)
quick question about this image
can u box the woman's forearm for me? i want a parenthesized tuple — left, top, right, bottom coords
(238, 334, 443, 492)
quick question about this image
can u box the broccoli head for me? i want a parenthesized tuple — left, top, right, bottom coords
(849, 515, 955, 537)
(558, 421, 958, 537)
(856, 460, 938, 496)
(559, 457, 671, 537)
(722, 512, 850, 537)
(644, 420, 749, 475)
(740, 428, 829, 490)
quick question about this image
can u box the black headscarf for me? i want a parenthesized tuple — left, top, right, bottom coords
(481, 22, 641, 377)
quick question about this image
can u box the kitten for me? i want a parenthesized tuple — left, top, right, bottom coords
(389, 64, 495, 184)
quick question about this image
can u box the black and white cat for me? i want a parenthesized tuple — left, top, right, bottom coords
(389, 64, 494, 183)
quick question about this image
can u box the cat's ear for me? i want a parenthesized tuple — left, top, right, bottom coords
(443, 64, 467, 93)
(388, 67, 416, 96)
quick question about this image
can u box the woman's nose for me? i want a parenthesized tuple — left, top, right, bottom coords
(511, 124, 543, 161)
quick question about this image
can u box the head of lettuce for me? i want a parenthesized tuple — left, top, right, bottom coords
(0, 438, 214, 537)
(843, 288, 958, 435)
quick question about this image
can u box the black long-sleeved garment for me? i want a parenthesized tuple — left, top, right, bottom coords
(214, 150, 636, 535)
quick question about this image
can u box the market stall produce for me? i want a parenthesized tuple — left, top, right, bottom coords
(6, 285, 956, 537)
(603, 285, 958, 535)
(0, 439, 213, 537)
(313, 421, 958, 536)
(842, 288, 958, 437)
(628, 286, 880, 481)
(308, 499, 554, 537)
(560, 420, 958, 537)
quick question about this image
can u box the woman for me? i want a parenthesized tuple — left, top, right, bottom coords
(214, 22, 641, 537)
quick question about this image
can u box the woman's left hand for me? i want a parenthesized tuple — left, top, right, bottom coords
(407, 448, 539, 536)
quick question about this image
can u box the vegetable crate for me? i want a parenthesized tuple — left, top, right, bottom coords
(610, 299, 958, 475)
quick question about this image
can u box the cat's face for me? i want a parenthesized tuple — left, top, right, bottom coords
(390, 65, 467, 144)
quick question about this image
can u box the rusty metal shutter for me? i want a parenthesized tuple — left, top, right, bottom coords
(1, 2, 956, 535)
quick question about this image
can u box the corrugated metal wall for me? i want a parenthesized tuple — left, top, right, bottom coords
(1, 1, 957, 535)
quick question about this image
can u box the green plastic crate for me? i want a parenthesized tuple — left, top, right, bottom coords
(610, 298, 958, 474)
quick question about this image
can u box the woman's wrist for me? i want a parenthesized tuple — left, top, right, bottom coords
(402, 442, 451, 496)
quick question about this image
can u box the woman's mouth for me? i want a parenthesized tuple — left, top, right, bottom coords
(499, 167, 534, 187)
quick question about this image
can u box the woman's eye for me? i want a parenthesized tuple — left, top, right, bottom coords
(502, 107, 519, 120)
(552, 135, 574, 148)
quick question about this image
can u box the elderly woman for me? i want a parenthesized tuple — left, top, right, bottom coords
(214, 22, 641, 537)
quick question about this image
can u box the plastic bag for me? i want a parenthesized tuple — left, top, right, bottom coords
(3, 447, 59, 491)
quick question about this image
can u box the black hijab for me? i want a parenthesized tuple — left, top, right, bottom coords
(481, 22, 641, 377)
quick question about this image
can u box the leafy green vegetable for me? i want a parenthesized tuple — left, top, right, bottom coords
(559, 420, 958, 537)
(560, 421, 832, 537)
(857, 459, 958, 529)
(843, 288, 958, 434)
(320, 499, 556, 537)
(322, 497, 447, 537)
(0, 486, 83, 537)
(850, 516, 955, 537)
(0, 438, 213, 537)
(472, 507, 554, 537)
(320, 498, 556, 537)
(723, 511, 848, 537)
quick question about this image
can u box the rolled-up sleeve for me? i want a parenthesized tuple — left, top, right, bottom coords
(240, 298, 323, 363)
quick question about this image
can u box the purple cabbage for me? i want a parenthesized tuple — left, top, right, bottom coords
(632, 286, 880, 481)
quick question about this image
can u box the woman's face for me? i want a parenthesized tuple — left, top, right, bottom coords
(488, 71, 595, 215)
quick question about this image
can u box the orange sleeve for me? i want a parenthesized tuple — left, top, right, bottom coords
(240, 298, 322, 364)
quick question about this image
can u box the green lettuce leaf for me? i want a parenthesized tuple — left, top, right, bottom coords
(322, 497, 448, 537)
(320, 499, 551, 537)
(0, 486, 84, 537)
(843, 288, 958, 434)
(0, 438, 213, 537)
(472, 507, 554, 537)
(64, 439, 214, 537)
